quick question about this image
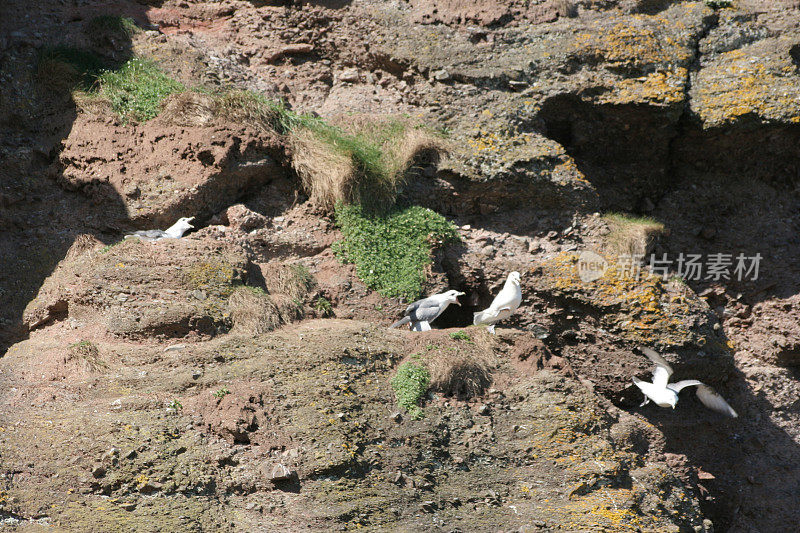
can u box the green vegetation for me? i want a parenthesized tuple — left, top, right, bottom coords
(292, 117, 443, 212)
(99, 240, 125, 254)
(449, 330, 471, 342)
(85, 15, 140, 38)
(242, 285, 267, 296)
(167, 399, 183, 411)
(97, 58, 185, 122)
(212, 386, 231, 399)
(333, 203, 460, 299)
(390, 362, 430, 420)
(70, 340, 96, 350)
(314, 297, 334, 317)
(705, 0, 732, 8)
(37, 48, 183, 122)
(38, 46, 107, 90)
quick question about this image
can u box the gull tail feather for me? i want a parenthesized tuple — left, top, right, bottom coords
(389, 316, 411, 329)
(473, 310, 494, 326)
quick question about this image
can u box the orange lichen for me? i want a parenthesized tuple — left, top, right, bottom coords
(608, 68, 687, 106)
(539, 253, 700, 345)
(696, 51, 800, 126)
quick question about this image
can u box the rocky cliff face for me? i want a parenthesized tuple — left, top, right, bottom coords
(1, 0, 800, 531)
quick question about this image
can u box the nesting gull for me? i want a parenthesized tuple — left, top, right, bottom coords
(125, 217, 195, 242)
(473, 271, 522, 334)
(389, 289, 465, 331)
(633, 347, 738, 418)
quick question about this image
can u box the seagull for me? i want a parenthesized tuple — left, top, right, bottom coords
(125, 217, 195, 242)
(389, 289, 465, 331)
(633, 347, 738, 418)
(473, 271, 522, 334)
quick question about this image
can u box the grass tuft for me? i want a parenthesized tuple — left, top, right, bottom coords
(97, 57, 185, 122)
(227, 286, 282, 335)
(37, 46, 107, 91)
(391, 362, 430, 420)
(291, 117, 445, 212)
(602, 213, 665, 259)
(314, 296, 334, 317)
(333, 203, 460, 299)
(85, 15, 140, 38)
(428, 350, 492, 399)
(68, 340, 107, 372)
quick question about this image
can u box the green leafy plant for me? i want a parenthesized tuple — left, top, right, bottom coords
(314, 297, 334, 317)
(167, 399, 183, 411)
(212, 386, 231, 399)
(449, 330, 471, 342)
(391, 362, 430, 420)
(97, 57, 185, 122)
(705, 0, 732, 8)
(333, 203, 460, 299)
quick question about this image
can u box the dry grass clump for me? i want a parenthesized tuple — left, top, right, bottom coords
(270, 294, 304, 324)
(212, 90, 282, 131)
(36, 46, 106, 93)
(428, 351, 493, 399)
(602, 213, 665, 259)
(65, 234, 104, 260)
(159, 92, 216, 126)
(160, 90, 284, 131)
(68, 340, 107, 372)
(227, 263, 312, 335)
(262, 263, 316, 301)
(227, 287, 282, 335)
(159, 89, 447, 213)
(290, 117, 447, 212)
(551, 0, 577, 18)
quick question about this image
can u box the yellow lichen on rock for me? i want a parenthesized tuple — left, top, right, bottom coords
(694, 47, 800, 126)
(540, 252, 702, 345)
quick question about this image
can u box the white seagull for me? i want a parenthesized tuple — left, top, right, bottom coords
(633, 347, 737, 418)
(473, 271, 522, 334)
(389, 289, 465, 331)
(126, 217, 195, 242)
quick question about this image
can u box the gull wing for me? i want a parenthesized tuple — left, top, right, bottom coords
(696, 384, 738, 418)
(666, 379, 703, 393)
(407, 298, 446, 324)
(641, 347, 673, 388)
(668, 381, 738, 418)
(130, 230, 167, 240)
(488, 282, 521, 313)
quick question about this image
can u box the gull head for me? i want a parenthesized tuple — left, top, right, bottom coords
(508, 271, 521, 285)
(177, 216, 195, 229)
(165, 217, 195, 239)
(668, 396, 678, 409)
(444, 290, 466, 305)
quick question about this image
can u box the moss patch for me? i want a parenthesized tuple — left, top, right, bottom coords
(333, 204, 460, 299)
(390, 362, 430, 419)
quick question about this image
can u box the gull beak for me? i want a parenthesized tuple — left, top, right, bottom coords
(455, 292, 465, 305)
